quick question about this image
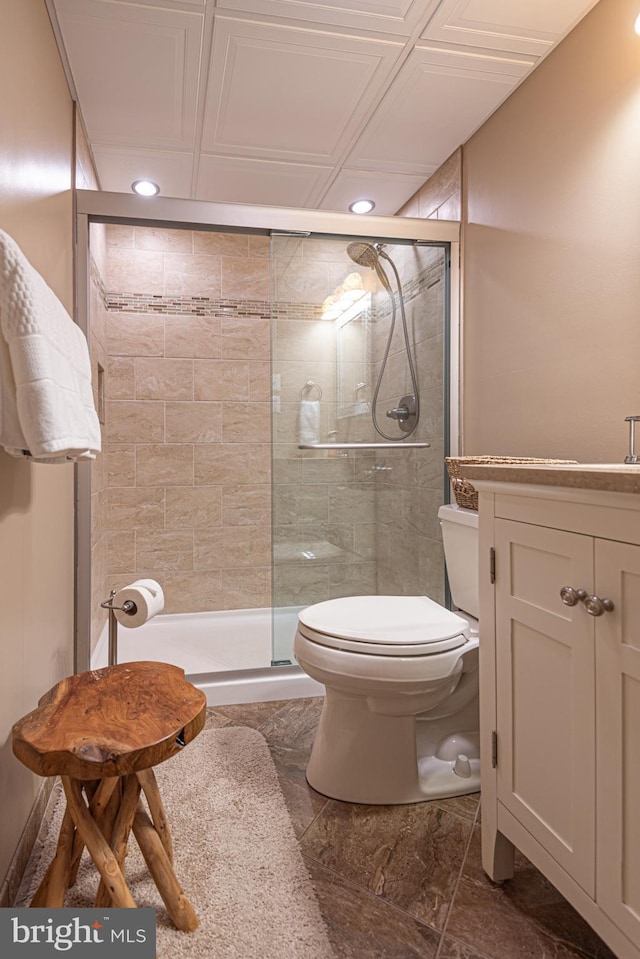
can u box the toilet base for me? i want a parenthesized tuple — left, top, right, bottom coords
(306, 688, 480, 805)
(415, 751, 480, 801)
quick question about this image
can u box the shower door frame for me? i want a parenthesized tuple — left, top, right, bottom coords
(73, 189, 460, 675)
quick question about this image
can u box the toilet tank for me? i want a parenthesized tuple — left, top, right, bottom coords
(438, 504, 479, 619)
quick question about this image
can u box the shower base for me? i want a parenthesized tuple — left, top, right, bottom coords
(92, 605, 324, 705)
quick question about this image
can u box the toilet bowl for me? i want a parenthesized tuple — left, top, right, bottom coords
(293, 504, 480, 805)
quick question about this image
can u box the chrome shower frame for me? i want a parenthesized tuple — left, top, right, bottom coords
(73, 190, 461, 675)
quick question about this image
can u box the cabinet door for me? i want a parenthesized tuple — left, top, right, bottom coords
(495, 519, 595, 896)
(596, 538, 640, 944)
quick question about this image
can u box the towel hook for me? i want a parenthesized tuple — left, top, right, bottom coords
(301, 380, 322, 401)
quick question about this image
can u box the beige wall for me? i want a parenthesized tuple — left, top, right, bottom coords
(0, 0, 74, 893)
(462, 0, 640, 462)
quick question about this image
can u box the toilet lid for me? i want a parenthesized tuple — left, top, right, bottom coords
(297, 595, 470, 657)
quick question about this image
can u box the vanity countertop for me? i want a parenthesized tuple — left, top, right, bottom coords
(460, 462, 640, 495)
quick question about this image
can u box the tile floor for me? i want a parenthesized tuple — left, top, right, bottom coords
(206, 697, 616, 959)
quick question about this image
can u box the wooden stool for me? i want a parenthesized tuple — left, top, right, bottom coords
(12, 661, 206, 931)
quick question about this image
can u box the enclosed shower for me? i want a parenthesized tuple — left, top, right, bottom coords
(77, 192, 457, 703)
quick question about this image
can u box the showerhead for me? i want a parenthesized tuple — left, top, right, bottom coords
(346, 241, 393, 293)
(346, 241, 382, 269)
(347, 241, 392, 292)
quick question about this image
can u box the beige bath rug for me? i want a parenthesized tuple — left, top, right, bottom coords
(19, 727, 335, 959)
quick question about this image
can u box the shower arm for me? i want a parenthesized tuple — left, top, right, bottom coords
(298, 442, 430, 450)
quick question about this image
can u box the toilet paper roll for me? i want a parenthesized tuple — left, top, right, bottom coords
(126, 578, 163, 599)
(113, 579, 164, 628)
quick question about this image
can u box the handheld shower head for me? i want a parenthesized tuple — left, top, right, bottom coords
(346, 241, 392, 293)
(346, 241, 381, 269)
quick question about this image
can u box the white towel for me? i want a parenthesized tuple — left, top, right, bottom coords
(0, 230, 101, 462)
(298, 399, 320, 445)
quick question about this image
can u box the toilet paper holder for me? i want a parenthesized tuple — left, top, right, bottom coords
(101, 588, 138, 666)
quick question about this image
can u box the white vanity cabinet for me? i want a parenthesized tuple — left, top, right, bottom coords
(472, 478, 640, 959)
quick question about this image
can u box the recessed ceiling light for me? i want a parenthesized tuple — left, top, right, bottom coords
(131, 179, 160, 197)
(635, 12, 640, 34)
(349, 199, 375, 215)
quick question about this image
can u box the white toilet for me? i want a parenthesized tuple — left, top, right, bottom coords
(293, 504, 480, 804)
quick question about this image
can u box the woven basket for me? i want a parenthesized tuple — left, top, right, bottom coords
(445, 456, 577, 510)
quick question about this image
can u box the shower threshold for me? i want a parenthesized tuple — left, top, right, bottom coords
(193, 664, 324, 706)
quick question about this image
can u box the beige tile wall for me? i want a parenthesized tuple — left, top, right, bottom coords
(100, 225, 272, 615)
(371, 245, 447, 603)
(271, 237, 447, 608)
(398, 148, 462, 221)
(271, 237, 378, 607)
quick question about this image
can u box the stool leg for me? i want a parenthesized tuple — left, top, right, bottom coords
(132, 803, 198, 932)
(62, 777, 136, 909)
(68, 778, 120, 887)
(91, 782, 122, 906)
(137, 768, 173, 864)
(95, 775, 141, 908)
(30, 806, 75, 908)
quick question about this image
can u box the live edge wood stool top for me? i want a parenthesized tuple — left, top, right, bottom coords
(12, 661, 207, 930)
(13, 660, 206, 780)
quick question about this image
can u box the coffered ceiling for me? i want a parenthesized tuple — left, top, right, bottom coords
(49, 0, 599, 215)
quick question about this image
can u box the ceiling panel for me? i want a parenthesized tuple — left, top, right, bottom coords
(319, 168, 431, 215)
(53, 0, 204, 149)
(196, 155, 334, 207)
(348, 44, 534, 174)
(215, 0, 441, 38)
(100, 0, 206, 8)
(91, 146, 194, 198)
(421, 0, 600, 55)
(201, 17, 403, 162)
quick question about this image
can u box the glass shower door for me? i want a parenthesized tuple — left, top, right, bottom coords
(269, 233, 450, 665)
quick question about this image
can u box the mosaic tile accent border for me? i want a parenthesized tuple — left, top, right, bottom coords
(105, 293, 274, 319)
(91, 253, 442, 321)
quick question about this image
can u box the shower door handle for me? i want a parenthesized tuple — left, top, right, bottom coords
(298, 442, 430, 450)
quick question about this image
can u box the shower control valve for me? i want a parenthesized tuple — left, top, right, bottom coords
(386, 405, 410, 422)
(385, 394, 418, 434)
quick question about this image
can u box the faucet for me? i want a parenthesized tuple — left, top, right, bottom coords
(624, 415, 640, 463)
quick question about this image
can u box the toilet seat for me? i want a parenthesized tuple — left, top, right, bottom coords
(297, 595, 470, 657)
